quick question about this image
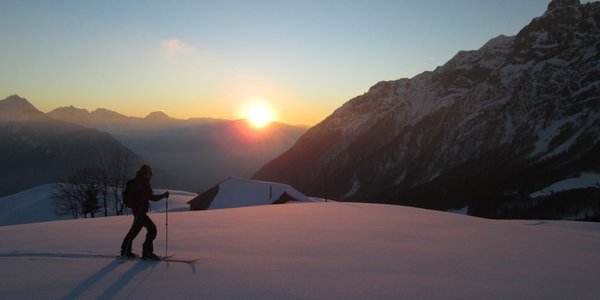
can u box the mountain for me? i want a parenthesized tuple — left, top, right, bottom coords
(0, 94, 49, 122)
(46, 105, 93, 124)
(49, 105, 308, 193)
(49, 105, 221, 130)
(111, 120, 307, 193)
(254, 0, 600, 220)
(144, 110, 175, 122)
(49, 106, 140, 129)
(0, 95, 146, 197)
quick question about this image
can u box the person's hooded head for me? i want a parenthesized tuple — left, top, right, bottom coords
(136, 164, 153, 180)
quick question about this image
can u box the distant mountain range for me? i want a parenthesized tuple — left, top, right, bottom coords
(0, 95, 307, 196)
(47, 103, 307, 193)
(254, 0, 600, 220)
(47, 105, 223, 131)
(0, 95, 145, 197)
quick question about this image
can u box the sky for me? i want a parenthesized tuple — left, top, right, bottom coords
(0, 0, 579, 126)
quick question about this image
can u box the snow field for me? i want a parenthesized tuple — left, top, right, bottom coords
(1, 202, 599, 299)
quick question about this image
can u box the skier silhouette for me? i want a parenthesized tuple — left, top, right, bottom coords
(120, 164, 169, 259)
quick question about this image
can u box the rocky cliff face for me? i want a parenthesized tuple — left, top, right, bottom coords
(254, 0, 600, 219)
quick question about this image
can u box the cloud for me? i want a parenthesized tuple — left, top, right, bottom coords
(160, 38, 201, 61)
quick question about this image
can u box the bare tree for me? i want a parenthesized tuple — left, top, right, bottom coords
(107, 149, 134, 215)
(83, 186, 101, 218)
(95, 156, 111, 217)
(76, 165, 103, 218)
(53, 149, 137, 218)
(52, 166, 103, 219)
(52, 179, 81, 219)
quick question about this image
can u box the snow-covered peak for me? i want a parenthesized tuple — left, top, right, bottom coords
(479, 34, 514, 51)
(516, 0, 592, 55)
(549, 0, 580, 9)
(546, 0, 581, 17)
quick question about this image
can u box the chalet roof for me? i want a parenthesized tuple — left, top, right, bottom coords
(187, 177, 311, 210)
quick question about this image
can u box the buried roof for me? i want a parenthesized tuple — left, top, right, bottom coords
(187, 177, 312, 210)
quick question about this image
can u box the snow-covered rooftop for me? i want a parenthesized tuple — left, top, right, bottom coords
(192, 177, 313, 210)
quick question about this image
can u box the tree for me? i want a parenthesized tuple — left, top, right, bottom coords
(76, 165, 103, 218)
(82, 186, 101, 218)
(52, 166, 102, 219)
(52, 180, 81, 219)
(107, 149, 134, 215)
(94, 155, 112, 217)
(52, 149, 137, 218)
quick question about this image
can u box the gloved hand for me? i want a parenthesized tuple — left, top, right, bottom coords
(163, 191, 170, 199)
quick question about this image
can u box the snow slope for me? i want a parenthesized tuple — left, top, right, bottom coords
(0, 184, 73, 226)
(530, 172, 600, 198)
(1, 202, 599, 299)
(0, 184, 197, 226)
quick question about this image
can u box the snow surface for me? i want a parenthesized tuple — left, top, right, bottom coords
(1, 202, 599, 299)
(0, 184, 73, 226)
(0, 178, 314, 226)
(530, 172, 600, 198)
(0, 184, 197, 226)
(447, 206, 469, 215)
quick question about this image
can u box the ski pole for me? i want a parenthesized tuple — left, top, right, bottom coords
(165, 192, 169, 257)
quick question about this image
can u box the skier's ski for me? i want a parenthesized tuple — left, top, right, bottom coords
(133, 254, 199, 264)
(160, 256, 199, 264)
(0, 252, 198, 263)
(139, 254, 175, 261)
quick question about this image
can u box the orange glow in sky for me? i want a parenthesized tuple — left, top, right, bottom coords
(0, 1, 552, 127)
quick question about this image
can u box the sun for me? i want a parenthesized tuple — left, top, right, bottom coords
(245, 104, 274, 128)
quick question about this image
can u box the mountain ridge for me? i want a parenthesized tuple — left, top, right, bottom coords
(253, 0, 600, 220)
(48, 104, 229, 129)
(0, 95, 148, 197)
(2, 95, 307, 195)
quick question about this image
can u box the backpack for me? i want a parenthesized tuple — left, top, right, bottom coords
(122, 178, 137, 208)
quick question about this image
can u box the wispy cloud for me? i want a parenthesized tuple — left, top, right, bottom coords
(160, 38, 202, 62)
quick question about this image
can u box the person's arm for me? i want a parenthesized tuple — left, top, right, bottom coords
(151, 191, 169, 201)
(142, 182, 169, 201)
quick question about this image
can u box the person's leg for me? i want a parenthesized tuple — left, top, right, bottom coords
(141, 214, 157, 255)
(121, 214, 143, 255)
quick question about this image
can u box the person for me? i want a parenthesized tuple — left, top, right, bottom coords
(120, 164, 169, 259)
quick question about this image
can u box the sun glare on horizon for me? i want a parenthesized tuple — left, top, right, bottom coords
(245, 103, 275, 129)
